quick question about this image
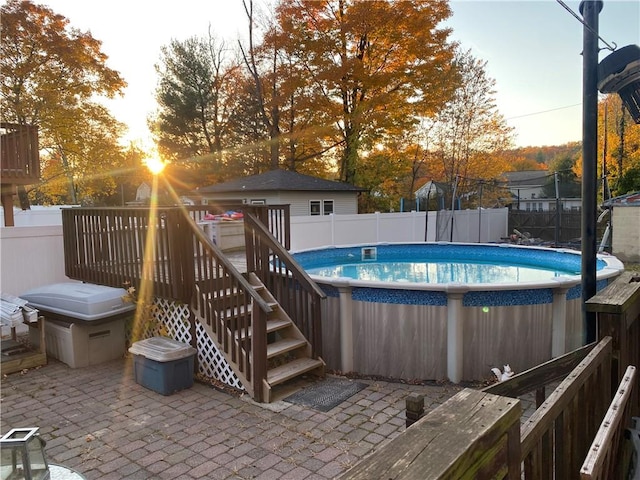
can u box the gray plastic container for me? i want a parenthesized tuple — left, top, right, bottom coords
(20, 282, 135, 324)
(21, 282, 135, 368)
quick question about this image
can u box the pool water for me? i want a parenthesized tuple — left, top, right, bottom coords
(306, 260, 580, 284)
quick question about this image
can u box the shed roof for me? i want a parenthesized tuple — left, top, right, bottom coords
(603, 191, 640, 207)
(197, 169, 365, 194)
(503, 170, 550, 187)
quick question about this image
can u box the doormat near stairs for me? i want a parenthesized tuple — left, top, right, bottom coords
(283, 378, 368, 412)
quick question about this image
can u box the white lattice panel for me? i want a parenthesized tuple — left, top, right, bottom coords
(195, 322, 244, 390)
(129, 298, 244, 392)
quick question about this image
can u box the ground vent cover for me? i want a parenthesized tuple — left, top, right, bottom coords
(283, 378, 368, 412)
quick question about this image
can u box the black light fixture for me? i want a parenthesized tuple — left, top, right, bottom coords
(598, 44, 640, 123)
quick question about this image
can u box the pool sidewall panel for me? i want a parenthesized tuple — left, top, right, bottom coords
(321, 296, 342, 371)
(321, 293, 585, 383)
(462, 304, 553, 381)
(565, 298, 583, 351)
(351, 301, 448, 380)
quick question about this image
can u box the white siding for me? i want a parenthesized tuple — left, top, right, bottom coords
(201, 191, 359, 216)
(612, 205, 640, 262)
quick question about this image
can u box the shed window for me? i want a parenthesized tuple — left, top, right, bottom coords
(323, 200, 334, 215)
(310, 199, 334, 215)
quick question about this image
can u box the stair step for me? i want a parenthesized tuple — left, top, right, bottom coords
(267, 357, 324, 386)
(237, 318, 292, 340)
(267, 318, 292, 333)
(267, 338, 307, 359)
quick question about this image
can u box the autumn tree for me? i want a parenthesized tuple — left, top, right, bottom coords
(422, 49, 513, 207)
(236, 0, 335, 174)
(152, 31, 243, 186)
(357, 127, 438, 212)
(507, 155, 548, 172)
(597, 95, 640, 196)
(1, 0, 128, 205)
(541, 154, 581, 199)
(273, 0, 459, 185)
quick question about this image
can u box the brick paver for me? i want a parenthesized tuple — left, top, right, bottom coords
(1, 358, 464, 479)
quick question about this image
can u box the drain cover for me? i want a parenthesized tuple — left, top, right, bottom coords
(283, 378, 368, 412)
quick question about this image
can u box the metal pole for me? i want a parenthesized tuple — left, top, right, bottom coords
(478, 182, 483, 243)
(579, 0, 602, 344)
(450, 175, 458, 242)
(424, 190, 430, 242)
(554, 171, 560, 245)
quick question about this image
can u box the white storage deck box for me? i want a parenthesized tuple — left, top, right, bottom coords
(22, 283, 135, 368)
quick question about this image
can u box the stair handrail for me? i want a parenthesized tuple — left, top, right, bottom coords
(185, 211, 272, 402)
(244, 212, 326, 299)
(244, 212, 325, 359)
(186, 215, 273, 314)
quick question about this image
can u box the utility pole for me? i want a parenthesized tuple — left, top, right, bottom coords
(579, 0, 601, 344)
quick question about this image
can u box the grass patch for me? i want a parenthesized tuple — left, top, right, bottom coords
(625, 262, 640, 273)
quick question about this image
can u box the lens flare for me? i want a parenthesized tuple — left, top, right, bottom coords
(144, 157, 166, 175)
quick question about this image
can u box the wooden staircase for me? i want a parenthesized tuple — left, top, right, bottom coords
(192, 272, 325, 402)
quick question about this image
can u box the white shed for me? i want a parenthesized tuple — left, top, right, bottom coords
(195, 170, 364, 216)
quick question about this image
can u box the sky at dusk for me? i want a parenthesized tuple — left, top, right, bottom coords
(33, 0, 640, 149)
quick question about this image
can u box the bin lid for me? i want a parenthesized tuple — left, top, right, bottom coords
(129, 337, 196, 362)
(20, 283, 135, 322)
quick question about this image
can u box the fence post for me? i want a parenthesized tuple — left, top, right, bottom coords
(587, 271, 640, 416)
(405, 394, 424, 428)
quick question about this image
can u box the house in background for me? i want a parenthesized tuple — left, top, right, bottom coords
(503, 171, 581, 212)
(195, 169, 365, 216)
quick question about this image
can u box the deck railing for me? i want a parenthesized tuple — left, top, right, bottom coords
(517, 337, 613, 478)
(587, 270, 640, 417)
(1, 123, 40, 184)
(61, 205, 289, 297)
(344, 337, 620, 479)
(580, 365, 637, 479)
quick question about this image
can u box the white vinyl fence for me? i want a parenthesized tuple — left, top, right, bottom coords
(290, 208, 508, 251)
(0, 225, 69, 296)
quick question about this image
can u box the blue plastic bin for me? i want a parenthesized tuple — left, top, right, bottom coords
(129, 337, 196, 395)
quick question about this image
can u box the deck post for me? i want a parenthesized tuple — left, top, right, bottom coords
(1, 187, 15, 227)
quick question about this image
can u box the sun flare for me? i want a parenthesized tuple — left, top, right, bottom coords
(144, 156, 166, 175)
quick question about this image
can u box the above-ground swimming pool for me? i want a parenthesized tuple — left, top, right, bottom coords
(292, 243, 624, 383)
